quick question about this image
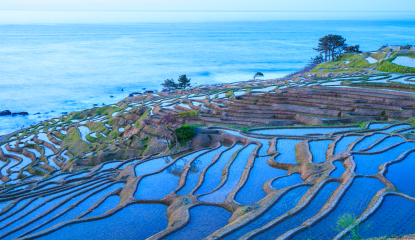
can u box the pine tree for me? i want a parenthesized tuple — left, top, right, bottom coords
(253, 72, 264, 80)
(344, 45, 362, 53)
(161, 78, 177, 91)
(314, 34, 347, 61)
(177, 75, 191, 89)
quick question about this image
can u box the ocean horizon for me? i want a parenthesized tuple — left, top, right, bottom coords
(1, 11, 415, 135)
(1, 10, 415, 23)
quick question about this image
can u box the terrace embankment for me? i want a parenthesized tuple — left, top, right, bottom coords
(2, 66, 415, 240)
(148, 86, 415, 129)
(3, 83, 415, 181)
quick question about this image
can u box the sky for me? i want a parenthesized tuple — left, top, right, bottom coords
(1, 0, 414, 23)
(2, 0, 415, 11)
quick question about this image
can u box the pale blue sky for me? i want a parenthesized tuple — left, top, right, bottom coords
(1, 0, 415, 11)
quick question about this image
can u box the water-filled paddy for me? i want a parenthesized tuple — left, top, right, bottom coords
(251, 127, 359, 136)
(47, 156, 60, 170)
(25, 148, 41, 158)
(195, 145, 243, 196)
(352, 134, 387, 151)
(135, 150, 208, 199)
(358, 196, 415, 239)
(274, 139, 302, 164)
(64, 171, 89, 180)
(177, 146, 227, 196)
(321, 81, 342, 86)
(334, 136, 360, 155)
(41, 173, 70, 183)
(386, 151, 415, 197)
(392, 56, 415, 68)
(37, 133, 61, 148)
(368, 123, 391, 129)
(199, 144, 256, 203)
(134, 156, 173, 177)
(77, 126, 92, 144)
(60, 150, 70, 162)
(272, 174, 303, 189)
(235, 156, 286, 205)
(166, 206, 231, 240)
(1, 182, 113, 239)
(378, 124, 411, 133)
(36, 203, 168, 240)
(253, 182, 340, 239)
(0, 199, 32, 229)
(100, 161, 122, 171)
(11, 183, 125, 239)
(84, 195, 121, 218)
(9, 154, 32, 172)
(365, 57, 378, 64)
(292, 177, 384, 240)
(330, 161, 345, 178)
(354, 142, 415, 175)
(365, 136, 404, 152)
(310, 140, 332, 162)
(222, 186, 310, 240)
(1, 159, 18, 176)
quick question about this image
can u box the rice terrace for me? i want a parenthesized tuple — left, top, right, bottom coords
(1, 43, 415, 240)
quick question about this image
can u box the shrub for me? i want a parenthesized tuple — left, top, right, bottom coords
(337, 214, 361, 240)
(174, 111, 199, 119)
(175, 125, 196, 142)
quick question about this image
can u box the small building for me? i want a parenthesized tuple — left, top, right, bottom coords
(390, 45, 401, 51)
(411, 46, 415, 52)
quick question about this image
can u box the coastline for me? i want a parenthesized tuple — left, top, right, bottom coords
(2, 20, 414, 136)
(2, 50, 414, 140)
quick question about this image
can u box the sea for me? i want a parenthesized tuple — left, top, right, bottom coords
(1, 11, 415, 135)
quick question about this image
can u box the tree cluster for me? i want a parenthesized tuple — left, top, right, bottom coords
(161, 74, 191, 91)
(308, 55, 324, 66)
(313, 34, 362, 62)
(343, 45, 362, 54)
(314, 34, 347, 61)
(402, 44, 413, 50)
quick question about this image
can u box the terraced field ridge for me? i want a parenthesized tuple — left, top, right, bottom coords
(2, 69, 415, 239)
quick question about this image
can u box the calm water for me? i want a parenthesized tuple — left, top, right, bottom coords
(1, 11, 415, 135)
